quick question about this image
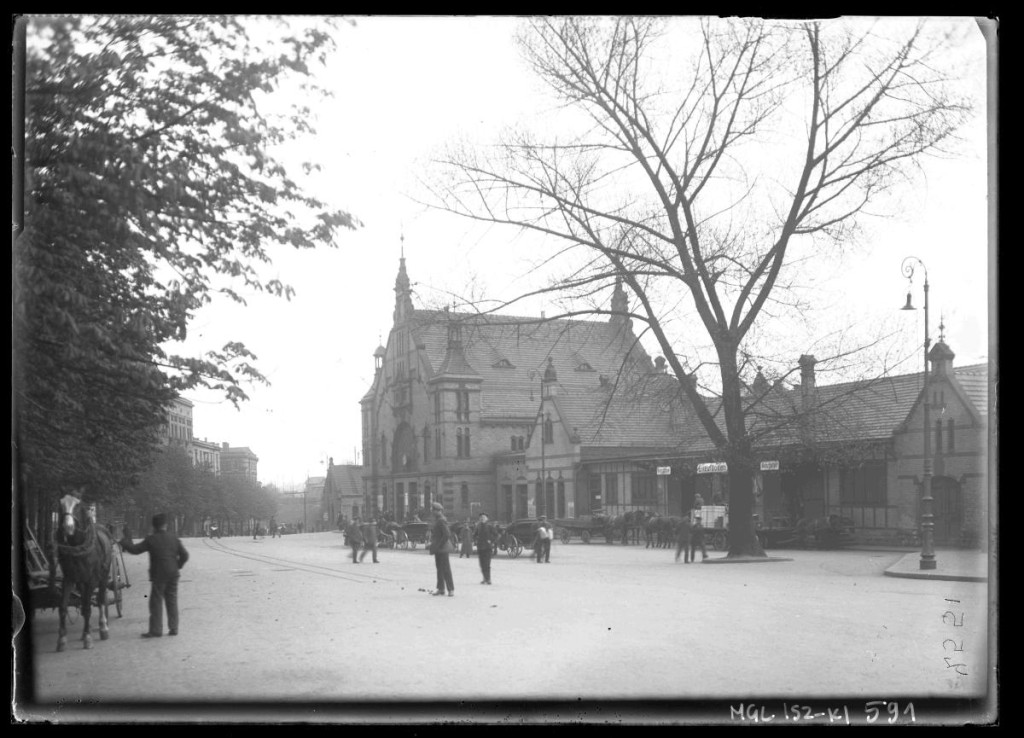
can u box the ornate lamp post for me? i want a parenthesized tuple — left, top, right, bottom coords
(901, 256, 936, 570)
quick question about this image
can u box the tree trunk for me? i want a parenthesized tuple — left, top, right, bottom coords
(719, 347, 766, 558)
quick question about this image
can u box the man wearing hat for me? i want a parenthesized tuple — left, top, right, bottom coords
(473, 512, 497, 585)
(533, 515, 553, 563)
(428, 502, 455, 596)
(120, 513, 189, 638)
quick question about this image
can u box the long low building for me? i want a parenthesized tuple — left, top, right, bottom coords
(359, 255, 990, 547)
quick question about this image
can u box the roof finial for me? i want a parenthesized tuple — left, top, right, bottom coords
(400, 231, 405, 259)
(939, 314, 946, 343)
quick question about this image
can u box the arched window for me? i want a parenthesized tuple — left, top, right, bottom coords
(543, 414, 554, 444)
(460, 483, 469, 511)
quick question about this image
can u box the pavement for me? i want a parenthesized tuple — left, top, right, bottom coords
(15, 533, 996, 723)
(882, 547, 990, 583)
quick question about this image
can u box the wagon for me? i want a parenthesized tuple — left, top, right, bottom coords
(494, 523, 524, 558)
(553, 516, 615, 544)
(401, 521, 431, 550)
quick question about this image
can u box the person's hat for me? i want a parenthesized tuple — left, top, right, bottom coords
(152, 513, 167, 529)
(431, 502, 444, 511)
(479, 512, 489, 519)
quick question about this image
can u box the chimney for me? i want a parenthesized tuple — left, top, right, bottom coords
(654, 356, 666, 374)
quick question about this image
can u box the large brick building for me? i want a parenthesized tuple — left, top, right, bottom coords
(360, 257, 990, 546)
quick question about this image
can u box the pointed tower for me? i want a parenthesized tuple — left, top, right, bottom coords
(393, 239, 414, 325)
(610, 277, 631, 329)
(928, 320, 956, 377)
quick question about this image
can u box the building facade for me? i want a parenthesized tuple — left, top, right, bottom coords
(221, 444, 259, 485)
(360, 256, 651, 523)
(322, 459, 364, 526)
(360, 257, 990, 547)
(191, 437, 222, 475)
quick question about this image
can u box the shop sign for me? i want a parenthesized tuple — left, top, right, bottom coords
(697, 462, 728, 474)
(656, 466, 671, 476)
(760, 461, 780, 471)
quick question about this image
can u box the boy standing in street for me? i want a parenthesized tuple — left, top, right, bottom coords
(474, 513, 496, 584)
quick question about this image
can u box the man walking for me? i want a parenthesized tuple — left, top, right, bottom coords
(120, 513, 189, 638)
(690, 515, 708, 562)
(674, 514, 693, 563)
(534, 515, 552, 563)
(360, 517, 380, 563)
(474, 513, 496, 584)
(347, 516, 364, 563)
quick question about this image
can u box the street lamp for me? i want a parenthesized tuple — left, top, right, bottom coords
(900, 256, 936, 570)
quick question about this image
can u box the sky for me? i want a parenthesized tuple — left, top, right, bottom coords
(167, 16, 993, 491)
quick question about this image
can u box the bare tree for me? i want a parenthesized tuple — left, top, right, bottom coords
(430, 17, 973, 556)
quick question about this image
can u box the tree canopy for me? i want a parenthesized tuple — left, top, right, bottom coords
(432, 17, 975, 556)
(14, 16, 357, 510)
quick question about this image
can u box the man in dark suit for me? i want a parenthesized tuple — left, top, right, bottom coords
(347, 516, 364, 563)
(120, 513, 189, 638)
(359, 517, 379, 563)
(690, 516, 708, 562)
(675, 514, 693, 563)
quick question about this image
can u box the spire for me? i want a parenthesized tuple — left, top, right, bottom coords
(393, 247, 414, 324)
(610, 277, 629, 327)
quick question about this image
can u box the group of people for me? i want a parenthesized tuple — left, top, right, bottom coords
(116, 495, 711, 642)
(344, 515, 380, 563)
(427, 503, 507, 595)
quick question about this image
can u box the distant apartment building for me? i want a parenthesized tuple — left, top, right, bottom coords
(221, 444, 259, 485)
(322, 459, 364, 526)
(191, 438, 222, 475)
(164, 397, 194, 447)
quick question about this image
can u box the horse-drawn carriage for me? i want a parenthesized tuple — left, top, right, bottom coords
(24, 495, 133, 651)
(553, 516, 616, 544)
(401, 521, 431, 549)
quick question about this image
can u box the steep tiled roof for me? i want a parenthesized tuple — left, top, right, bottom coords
(747, 362, 989, 448)
(326, 464, 363, 497)
(408, 310, 652, 421)
(954, 363, 989, 418)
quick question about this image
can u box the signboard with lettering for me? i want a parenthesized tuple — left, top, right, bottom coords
(760, 461, 780, 471)
(697, 462, 728, 474)
(656, 466, 671, 476)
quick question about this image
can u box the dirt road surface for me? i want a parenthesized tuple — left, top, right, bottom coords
(15, 532, 992, 723)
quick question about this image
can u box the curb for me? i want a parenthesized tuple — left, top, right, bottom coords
(701, 555, 794, 564)
(882, 569, 986, 583)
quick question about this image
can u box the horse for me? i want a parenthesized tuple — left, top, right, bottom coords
(644, 513, 664, 548)
(52, 493, 114, 652)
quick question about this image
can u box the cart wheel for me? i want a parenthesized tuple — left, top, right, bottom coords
(559, 528, 571, 544)
(711, 531, 727, 551)
(398, 539, 409, 550)
(581, 530, 591, 544)
(410, 540, 417, 549)
(509, 537, 522, 558)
